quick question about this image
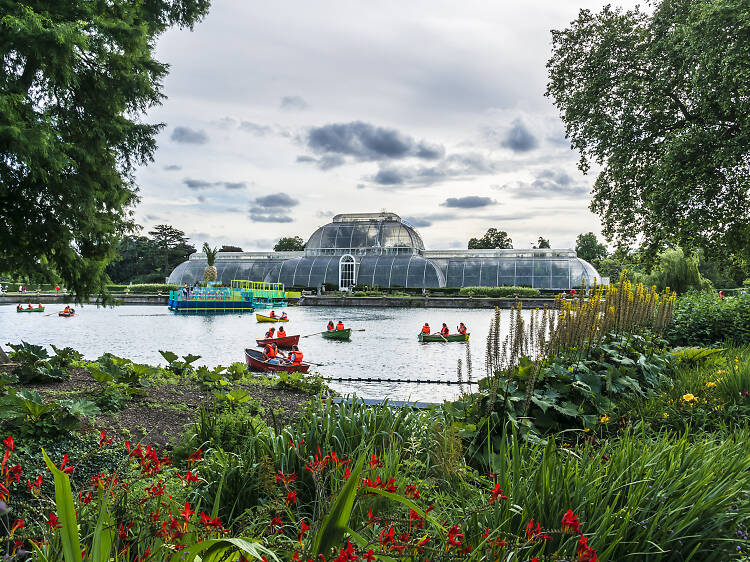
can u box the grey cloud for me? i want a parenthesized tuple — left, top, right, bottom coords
(318, 155, 345, 170)
(499, 168, 590, 199)
(501, 119, 538, 152)
(373, 168, 404, 185)
(223, 181, 247, 190)
(239, 121, 272, 136)
(248, 207, 294, 223)
(254, 193, 299, 208)
(183, 178, 217, 190)
(280, 95, 309, 110)
(369, 152, 498, 188)
(225, 207, 244, 213)
(406, 211, 533, 225)
(316, 210, 334, 218)
(197, 195, 206, 203)
(163, 164, 181, 171)
(214, 117, 237, 129)
(144, 214, 161, 221)
(306, 121, 444, 163)
(403, 216, 432, 227)
(296, 155, 316, 163)
(171, 126, 209, 144)
(442, 196, 495, 209)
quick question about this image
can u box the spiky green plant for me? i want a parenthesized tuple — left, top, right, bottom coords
(203, 242, 218, 282)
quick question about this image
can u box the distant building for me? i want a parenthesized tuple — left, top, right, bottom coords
(167, 212, 600, 290)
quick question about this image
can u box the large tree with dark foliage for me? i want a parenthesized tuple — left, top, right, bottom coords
(546, 0, 750, 264)
(0, 0, 211, 299)
(148, 225, 194, 278)
(468, 228, 513, 249)
(274, 236, 305, 251)
(575, 232, 608, 267)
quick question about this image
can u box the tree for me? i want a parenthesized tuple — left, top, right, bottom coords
(274, 236, 305, 251)
(0, 1, 211, 300)
(575, 233, 607, 266)
(148, 225, 191, 277)
(202, 242, 218, 283)
(546, 1, 750, 264)
(534, 237, 551, 249)
(219, 245, 243, 252)
(468, 228, 513, 249)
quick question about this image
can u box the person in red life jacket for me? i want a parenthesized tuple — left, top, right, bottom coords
(421, 323, 431, 335)
(63, 306, 71, 314)
(719, 290, 725, 300)
(440, 323, 450, 336)
(287, 346, 304, 366)
(16, 304, 22, 311)
(280, 311, 288, 320)
(263, 342, 279, 361)
(277, 326, 287, 338)
(457, 322, 467, 335)
(269, 310, 276, 318)
(327, 320, 335, 331)
(264, 327, 276, 339)
(570, 288, 576, 299)
(336, 321, 345, 331)
(37, 303, 42, 309)
(55, 285, 60, 294)
(27, 303, 33, 309)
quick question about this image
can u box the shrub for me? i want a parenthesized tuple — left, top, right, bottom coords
(105, 283, 179, 294)
(668, 291, 750, 346)
(459, 286, 541, 298)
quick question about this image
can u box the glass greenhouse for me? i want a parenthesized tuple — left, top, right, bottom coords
(167, 212, 601, 290)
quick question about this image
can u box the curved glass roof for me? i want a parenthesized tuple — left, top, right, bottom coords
(305, 212, 424, 256)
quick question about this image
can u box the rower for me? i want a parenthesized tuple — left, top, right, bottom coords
(287, 345, 304, 366)
(277, 326, 287, 338)
(336, 320, 345, 331)
(16, 304, 21, 311)
(37, 304, 42, 309)
(269, 310, 276, 318)
(440, 323, 450, 336)
(264, 327, 276, 339)
(262, 342, 278, 361)
(420, 323, 431, 335)
(327, 320, 335, 331)
(280, 311, 287, 320)
(457, 322, 467, 335)
(27, 303, 33, 309)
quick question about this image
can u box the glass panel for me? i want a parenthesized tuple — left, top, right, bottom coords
(462, 259, 481, 286)
(293, 259, 314, 287)
(319, 226, 338, 250)
(373, 256, 396, 287)
(306, 228, 323, 249)
(334, 226, 354, 249)
(389, 257, 408, 287)
(479, 260, 498, 287)
(324, 257, 339, 284)
(445, 260, 463, 287)
(407, 257, 426, 287)
(423, 261, 441, 287)
(515, 259, 532, 277)
(357, 257, 377, 288)
(515, 276, 532, 287)
(308, 257, 329, 286)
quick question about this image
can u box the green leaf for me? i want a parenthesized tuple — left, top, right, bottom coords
(158, 350, 178, 363)
(178, 538, 278, 561)
(89, 487, 115, 562)
(42, 449, 82, 562)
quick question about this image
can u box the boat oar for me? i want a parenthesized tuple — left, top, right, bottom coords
(301, 331, 326, 338)
(300, 360, 326, 367)
(438, 333, 448, 342)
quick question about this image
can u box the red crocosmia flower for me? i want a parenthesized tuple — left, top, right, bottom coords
(270, 515, 283, 533)
(333, 540, 357, 562)
(490, 483, 508, 502)
(409, 509, 424, 529)
(368, 454, 382, 468)
(0, 482, 9, 502)
(118, 522, 133, 540)
(179, 502, 194, 522)
(416, 536, 430, 547)
(99, 430, 113, 448)
(379, 525, 396, 547)
(48, 512, 62, 530)
(298, 519, 311, 544)
(482, 528, 490, 538)
(3, 435, 14, 452)
(447, 525, 463, 548)
(286, 489, 298, 505)
(293, 553, 300, 561)
(10, 518, 25, 535)
(561, 509, 582, 534)
(276, 470, 298, 486)
(60, 454, 74, 475)
(532, 558, 539, 562)
(362, 550, 376, 562)
(182, 471, 200, 485)
(425, 504, 435, 514)
(27, 474, 43, 494)
(343, 466, 350, 480)
(187, 448, 203, 467)
(577, 535, 598, 562)
(405, 483, 420, 499)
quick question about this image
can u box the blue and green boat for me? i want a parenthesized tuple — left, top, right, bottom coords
(168, 280, 288, 313)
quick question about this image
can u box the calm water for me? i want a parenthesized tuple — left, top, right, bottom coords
(1, 304, 522, 402)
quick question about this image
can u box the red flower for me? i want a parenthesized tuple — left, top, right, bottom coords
(27, 474, 43, 495)
(379, 525, 396, 547)
(447, 525, 463, 548)
(368, 454, 382, 468)
(363, 550, 376, 562)
(187, 448, 203, 467)
(286, 489, 298, 505)
(99, 430, 113, 448)
(490, 483, 508, 502)
(60, 453, 74, 475)
(343, 466, 351, 480)
(48, 512, 62, 530)
(561, 509, 582, 534)
(180, 470, 200, 485)
(577, 534, 598, 562)
(118, 522, 133, 540)
(276, 470, 298, 486)
(3, 435, 14, 452)
(333, 540, 357, 562)
(10, 518, 24, 535)
(270, 515, 283, 533)
(404, 483, 420, 499)
(298, 519, 310, 544)
(179, 502, 194, 523)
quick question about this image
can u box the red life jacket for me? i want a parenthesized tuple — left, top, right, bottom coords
(265, 329, 275, 338)
(458, 325, 467, 335)
(327, 321, 334, 331)
(264, 345, 277, 359)
(289, 350, 303, 365)
(336, 322, 344, 331)
(421, 325, 431, 334)
(277, 328, 286, 337)
(269, 311, 276, 318)
(281, 312, 287, 319)
(441, 326, 449, 336)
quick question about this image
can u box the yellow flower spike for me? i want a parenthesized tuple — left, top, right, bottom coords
(600, 415, 610, 424)
(706, 381, 716, 388)
(663, 412, 669, 418)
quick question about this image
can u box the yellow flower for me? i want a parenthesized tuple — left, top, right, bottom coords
(706, 381, 716, 388)
(682, 393, 698, 404)
(663, 413, 669, 418)
(600, 415, 610, 424)
(583, 428, 590, 433)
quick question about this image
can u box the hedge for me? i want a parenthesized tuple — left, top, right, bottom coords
(105, 284, 180, 294)
(458, 286, 542, 298)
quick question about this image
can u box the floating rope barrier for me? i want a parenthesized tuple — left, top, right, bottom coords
(323, 377, 474, 385)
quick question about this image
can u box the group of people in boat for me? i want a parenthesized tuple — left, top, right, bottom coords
(260, 341, 304, 366)
(16, 303, 43, 311)
(420, 322, 468, 336)
(62, 306, 75, 315)
(268, 310, 287, 320)
(263, 326, 287, 339)
(326, 320, 345, 331)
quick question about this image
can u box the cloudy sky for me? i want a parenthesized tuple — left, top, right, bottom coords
(134, 0, 637, 251)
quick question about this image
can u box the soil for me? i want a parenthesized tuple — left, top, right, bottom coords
(4, 366, 314, 449)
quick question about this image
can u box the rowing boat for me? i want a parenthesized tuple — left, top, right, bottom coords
(255, 334, 300, 349)
(59, 311, 75, 317)
(16, 307, 44, 313)
(256, 313, 289, 323)
(418, 333, 469, 342)
(244, 348, 309, 373)
(322, 328, 352, 341)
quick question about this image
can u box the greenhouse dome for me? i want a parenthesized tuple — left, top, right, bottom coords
(167, 212, 601, 290)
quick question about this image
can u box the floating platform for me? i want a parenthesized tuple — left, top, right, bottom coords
(168, 280, 287, 314)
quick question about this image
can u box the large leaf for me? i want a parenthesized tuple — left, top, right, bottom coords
(42, 449, 82, 562)
(158, 350, 178, 363)
(178, 538, 278, 561)
(310, 451, 367, 557)
(89, 486, 115, 562)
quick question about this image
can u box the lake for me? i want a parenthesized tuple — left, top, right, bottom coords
(1, 304, 525, 402)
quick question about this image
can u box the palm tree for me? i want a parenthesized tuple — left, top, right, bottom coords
(202, 242, 218, 282)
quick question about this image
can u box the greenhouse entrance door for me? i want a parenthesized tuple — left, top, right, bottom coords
(339, 254, 356, 291)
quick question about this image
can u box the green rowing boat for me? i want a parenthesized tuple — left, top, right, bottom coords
(322, 328, 352, 341)
(17, 306, 44, 313)
(418, 333, 469, 342)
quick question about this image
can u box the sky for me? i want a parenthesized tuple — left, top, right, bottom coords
(134, 0, 638, 252)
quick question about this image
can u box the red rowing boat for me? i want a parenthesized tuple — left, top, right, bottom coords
(255, 334, 300, 349)
(244, 348, 309, 373)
